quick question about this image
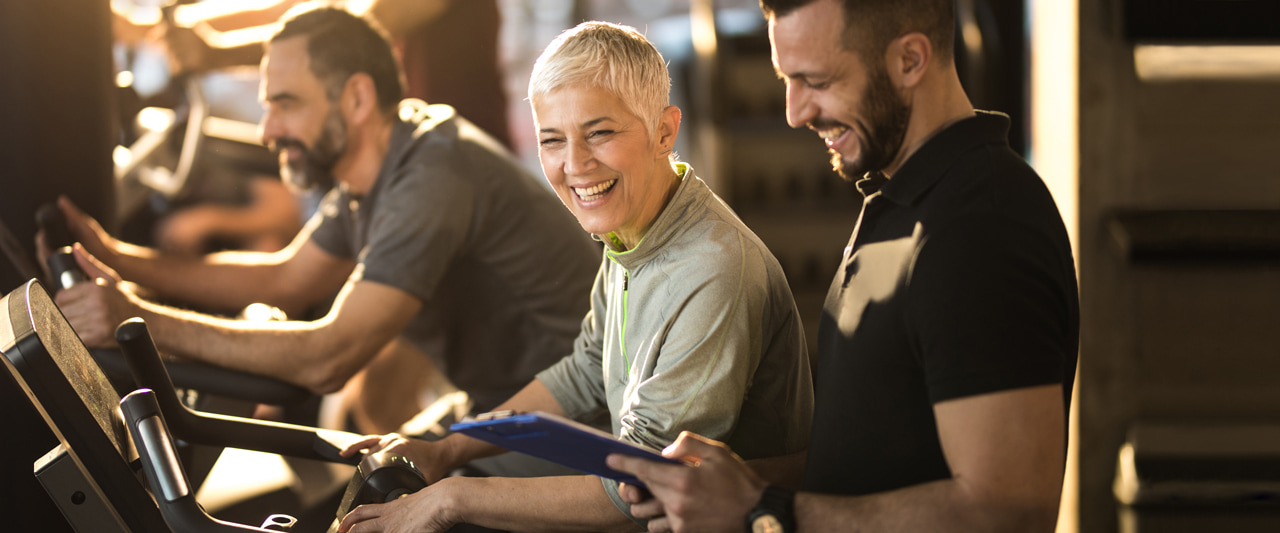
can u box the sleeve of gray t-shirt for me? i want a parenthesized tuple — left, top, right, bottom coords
(304, 188, 353, 258)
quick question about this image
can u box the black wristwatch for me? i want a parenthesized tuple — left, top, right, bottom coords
(746, 485, 796, 533)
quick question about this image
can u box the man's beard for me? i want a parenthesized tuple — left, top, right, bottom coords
(277, 106, 347, 191)
(831, 63, 911, 182)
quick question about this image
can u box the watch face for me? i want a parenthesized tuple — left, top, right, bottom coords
(752, 514, 784, 533)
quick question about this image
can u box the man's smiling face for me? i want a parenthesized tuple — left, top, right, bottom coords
(770, 0, 910, 180)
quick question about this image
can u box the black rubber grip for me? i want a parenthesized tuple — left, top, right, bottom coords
(47, 247, 88, 290)
(36, 202, 73, 249)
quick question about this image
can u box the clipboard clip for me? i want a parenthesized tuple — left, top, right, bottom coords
(476, 410, 517, 421)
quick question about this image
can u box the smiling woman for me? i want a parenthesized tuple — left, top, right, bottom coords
(333, 21, 815, 533)
(530, 22, 684, 250)
(532, 86, 681, 250)
(515, 20, 815, 529)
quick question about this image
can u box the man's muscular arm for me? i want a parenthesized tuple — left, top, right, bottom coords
(613, 384, 1065, 533)
(57, 245, 420, 394)
(55, 197, 349, 316)
(791, 384, 1064, 532)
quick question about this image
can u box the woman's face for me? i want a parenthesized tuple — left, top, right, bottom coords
(533, 85, 675, 249)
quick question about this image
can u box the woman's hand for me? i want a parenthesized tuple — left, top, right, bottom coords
(337, 478, 464, 533)
(340, 433, 454, 484)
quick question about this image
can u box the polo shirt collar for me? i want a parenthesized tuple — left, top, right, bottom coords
(877, 110, 1011, 206)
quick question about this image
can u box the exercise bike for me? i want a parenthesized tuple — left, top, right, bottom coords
(2, 279, 428, 532)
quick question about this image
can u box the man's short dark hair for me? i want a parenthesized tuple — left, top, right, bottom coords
(271, 5, 404, 112)
(760, 0, 954, 61)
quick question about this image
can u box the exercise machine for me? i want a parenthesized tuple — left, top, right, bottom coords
(1, 280, 427, 532)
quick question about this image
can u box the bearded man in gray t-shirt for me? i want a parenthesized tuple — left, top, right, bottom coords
(48, 6, 598, 429)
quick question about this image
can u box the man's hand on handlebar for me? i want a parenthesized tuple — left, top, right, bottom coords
(54, 244, 140, 348)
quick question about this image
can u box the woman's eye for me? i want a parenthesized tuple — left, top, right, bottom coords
(539, 138, 564, 147)
(588, 129, 614, 139)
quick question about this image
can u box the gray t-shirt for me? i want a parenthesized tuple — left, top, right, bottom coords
(308, 100, 599, 411)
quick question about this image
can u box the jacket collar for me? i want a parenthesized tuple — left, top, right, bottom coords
(603, 163, 704, 269)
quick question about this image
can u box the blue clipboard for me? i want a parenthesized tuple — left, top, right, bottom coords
(449, 411, 680, 487)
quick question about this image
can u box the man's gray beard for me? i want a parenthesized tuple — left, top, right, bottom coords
(281, 107, 347, 192)
(281, 159, 334, 192)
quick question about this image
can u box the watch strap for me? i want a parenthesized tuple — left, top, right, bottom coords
(746, 484, 796, 533)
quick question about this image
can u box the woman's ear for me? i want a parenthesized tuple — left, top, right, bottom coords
(887, 32, 932, 90)
(656, 105, 682, 157)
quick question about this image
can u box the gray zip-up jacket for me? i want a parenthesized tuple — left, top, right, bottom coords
(537, 164, 814, 520)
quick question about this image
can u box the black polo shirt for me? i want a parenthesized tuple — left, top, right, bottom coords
(803, 111, 1079, 496)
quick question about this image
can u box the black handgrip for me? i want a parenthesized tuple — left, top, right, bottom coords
(47, 246, 89, 291)
(36, 202, 73, 249)
(38, 203, 87, 292)
(333, 451, 429, 523)
(114, 319, 361, 465)
(120, 389, 190, 503)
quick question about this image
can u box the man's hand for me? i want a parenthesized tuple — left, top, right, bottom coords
(53, 244, 139, 348)
(54, 196, 119, 265)
(337, 479, 463, 533)
(608, 432, 766, 533)
(340, 433, 454, 484)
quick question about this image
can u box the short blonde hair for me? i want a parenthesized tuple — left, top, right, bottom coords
(529, 21, 671, 134)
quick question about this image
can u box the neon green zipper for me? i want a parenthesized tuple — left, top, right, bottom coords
(606, 251, 631, 374)
(621, 270, 630, 373)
